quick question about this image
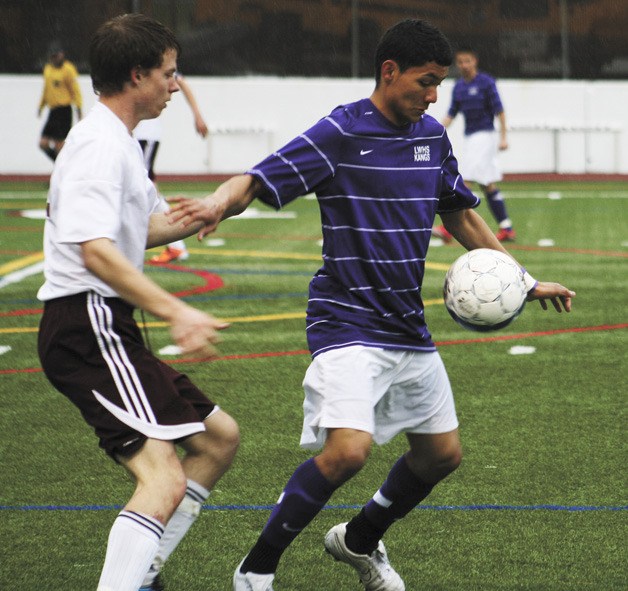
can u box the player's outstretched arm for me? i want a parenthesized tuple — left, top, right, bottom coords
(440, 209, 575, 313)
(177, 75, 208, 137)
(168, 174, 263, 239)
(527, 282, 575, 313)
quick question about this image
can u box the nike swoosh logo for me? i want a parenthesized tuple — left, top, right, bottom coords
(281, 522, 302, 533)
(360, 149, 373, 155)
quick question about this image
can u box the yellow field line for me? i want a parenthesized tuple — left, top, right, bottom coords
(0, 299, 444, 335)
(4, 248, 449, 271)
(0, 327, 39, 334)
(0, 252, 44, 275)
(184, 248, 321, 261)
(170, 247, 451, 271)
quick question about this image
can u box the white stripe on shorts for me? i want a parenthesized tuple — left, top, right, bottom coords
(86, 292, 157, 424)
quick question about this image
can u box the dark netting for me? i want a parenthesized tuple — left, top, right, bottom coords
(2, 0, 627, 79)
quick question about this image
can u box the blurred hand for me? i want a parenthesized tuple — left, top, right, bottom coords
(195, 116, 208, 138)
(167, 195, 224, 239)
(527, 281, 575, 312)
(169, 305, 229, 359)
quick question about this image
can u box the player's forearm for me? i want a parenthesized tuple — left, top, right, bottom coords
(442, 115, 454, 128)
(146, 213, 204, 249)
(497, 112, 507, 137)
(442, 209, 507, 254)
(82, 238, 187, 320)
(204, 174, 259, 220)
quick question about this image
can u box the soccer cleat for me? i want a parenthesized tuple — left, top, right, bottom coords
(495, 228, 516, 242)
(150, 246, 189, 263)
(139, 573, 164, 591)
(324, 523, 405, 591)
(233, 558, 275, 591)
(432, 225, 453, 244)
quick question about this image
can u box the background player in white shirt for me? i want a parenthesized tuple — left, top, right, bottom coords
(37, 14, 239, 591)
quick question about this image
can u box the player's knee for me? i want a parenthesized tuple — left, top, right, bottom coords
(442, 446, 463, 474)
(214, 413, 240, 465)
(409, 445, 462, 484)
(140, 463, 187, 515)
(322, 444, 371, 482)
(197, 412, 240, 468)
(430, 446, 463, 482)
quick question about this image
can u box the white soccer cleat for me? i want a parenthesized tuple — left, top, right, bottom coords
(324, 523, 405, 591)
(233, 558, 275, 591)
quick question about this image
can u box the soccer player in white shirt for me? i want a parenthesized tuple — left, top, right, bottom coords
(37, 14, 239, 591)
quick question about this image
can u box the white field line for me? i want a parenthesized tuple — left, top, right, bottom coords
(0, 261, 45, 289)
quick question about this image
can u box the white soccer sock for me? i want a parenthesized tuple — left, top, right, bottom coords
(97, 510, 164, 591)
(141, 479, 210, 586)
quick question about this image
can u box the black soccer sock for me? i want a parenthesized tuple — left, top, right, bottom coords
(344, 508, 387, 555)
(42, 146, 58, 161)
(346, 455, 434, 555)
(240, 536, 283, 575)
(241, 458, 338, 574)
(486, 189, 510, 226)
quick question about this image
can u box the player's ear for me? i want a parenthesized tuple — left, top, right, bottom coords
(381, 60, 398, 83)
(130, 66, 143, 85)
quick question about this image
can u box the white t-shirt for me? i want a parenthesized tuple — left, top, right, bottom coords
(38, 102, 166, 301)
(134, 117, 162, 141)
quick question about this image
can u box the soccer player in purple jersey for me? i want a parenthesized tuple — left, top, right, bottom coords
(434, 47, 515, 243)
(172, 19, 574, 591)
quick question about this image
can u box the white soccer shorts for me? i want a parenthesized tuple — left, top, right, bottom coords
(459, 130, 503, 186)
(300, 346, 459, 450)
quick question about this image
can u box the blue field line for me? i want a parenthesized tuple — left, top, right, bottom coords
(1, 503, 625, 512)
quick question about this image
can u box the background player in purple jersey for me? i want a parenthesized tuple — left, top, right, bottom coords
(171, 19, 574, 591)
(36, 15, 239, 591)
(434, 47, 515, 243)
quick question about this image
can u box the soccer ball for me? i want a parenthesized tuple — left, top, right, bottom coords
(443, 248, 527, 332)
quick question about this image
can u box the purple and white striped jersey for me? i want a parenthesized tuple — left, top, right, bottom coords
(248, 98, 480, 357)
(447, 72, 504, 136)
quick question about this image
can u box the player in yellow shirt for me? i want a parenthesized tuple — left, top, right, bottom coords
(38, 47, 83, 161)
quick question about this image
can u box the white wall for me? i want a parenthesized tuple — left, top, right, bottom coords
(2, 74, 626, 175)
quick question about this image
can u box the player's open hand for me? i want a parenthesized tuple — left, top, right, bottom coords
(167, 195, 224, 239)
(169, 304, 230, 359)
(527, 281, 575, 313)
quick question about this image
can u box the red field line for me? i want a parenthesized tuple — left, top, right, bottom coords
(506, 244, 628, 258)
(0, 264, 223, 319)
(434, 323, 628, 346)
(1, 323, 625, 375)
(0, 308, 43, 317)
(146, 261, 224, 297)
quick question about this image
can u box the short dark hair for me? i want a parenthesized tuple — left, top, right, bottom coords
(89, 13, 181, 96)
(374, 19, 453, 84)
(455, 46, 477, 57)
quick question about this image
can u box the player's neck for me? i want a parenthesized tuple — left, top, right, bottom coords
(98, 95, 138, 135)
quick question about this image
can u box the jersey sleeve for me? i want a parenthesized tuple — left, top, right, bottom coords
(247, 115, 344, 210)
(54, 137, 125, 244)
(487, 78, 504, 116)
(436, 135, 480, 213)
(447, 84, 460, 118)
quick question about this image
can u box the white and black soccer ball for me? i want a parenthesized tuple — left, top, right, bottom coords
(443, 248, 528, 332)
